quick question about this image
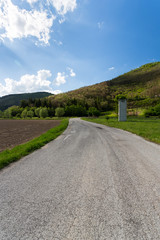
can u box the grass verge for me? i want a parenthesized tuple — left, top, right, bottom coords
(82, 117, 160, 144)
(0, 118, 69, 170)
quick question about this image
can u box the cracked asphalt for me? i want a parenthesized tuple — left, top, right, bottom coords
(1, 118, 160, 240)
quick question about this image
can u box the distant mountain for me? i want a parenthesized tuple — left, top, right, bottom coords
(0, 92, 53, 111)
(48, 62, 160, 110)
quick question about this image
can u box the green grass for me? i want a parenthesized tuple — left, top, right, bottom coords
(82, 117, 160, 144)
(0, 118, 69, 170)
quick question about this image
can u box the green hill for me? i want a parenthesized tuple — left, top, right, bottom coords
(0, 92, 53, 111)
(49, 62, 160, 111)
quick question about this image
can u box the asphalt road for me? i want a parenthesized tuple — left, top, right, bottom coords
(1, 118, 160, 240)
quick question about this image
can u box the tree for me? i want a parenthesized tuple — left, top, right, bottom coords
(27, 110, 34, 118)
(21, 109, 28, 118)
(65, 105, 87, 117)
(100, 101, 109, 111)
(55, 107, 65, 117)
(35, 99, 41, 108)
(20, 100, 28, 108)
(35, 108, 41, 117)
(39, 107, 48, 118)
(48, 108, 55, 117)
(0, 110, 3, 118)
(7, 106, 21, 117)
(115, 94, 127, 102)
(4, 109, 10, 118)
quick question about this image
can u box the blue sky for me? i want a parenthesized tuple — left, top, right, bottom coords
(0, 0, 160, 96)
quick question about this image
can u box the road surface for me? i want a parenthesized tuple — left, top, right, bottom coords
(0, 118, 160, 240)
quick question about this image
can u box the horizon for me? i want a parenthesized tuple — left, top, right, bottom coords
(0, 0, 160, 97)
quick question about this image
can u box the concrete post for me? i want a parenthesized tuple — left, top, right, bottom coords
(118, 99, 127, 121)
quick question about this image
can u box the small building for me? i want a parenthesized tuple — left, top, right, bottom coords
(118, 99, 127, 121)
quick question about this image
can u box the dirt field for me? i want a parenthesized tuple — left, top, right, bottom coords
(0, 120, 61, 152)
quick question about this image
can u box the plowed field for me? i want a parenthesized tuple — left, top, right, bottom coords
(0, 120, 61, 152)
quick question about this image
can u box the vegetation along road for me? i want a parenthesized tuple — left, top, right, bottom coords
(0, 118, 160, 239)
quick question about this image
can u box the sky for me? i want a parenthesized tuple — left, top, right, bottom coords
(0, 0, 160, 97)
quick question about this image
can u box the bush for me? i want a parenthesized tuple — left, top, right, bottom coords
(55, 107, 65, 117)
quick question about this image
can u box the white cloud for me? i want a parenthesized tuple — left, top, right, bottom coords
(0, 0, 55, 44)
(0, 0, 77, 44)
(26, 0, 38, 4)
(68, 67, 76, 77)
(52, 90, 62, 94)
(54, 67, 76, 86)
(0, 70, 54, 96)
(59, 17, 65, 24)
(54, 72, 67, 86)
(48, 0, 77, 15)
(108, 67, 115, 71)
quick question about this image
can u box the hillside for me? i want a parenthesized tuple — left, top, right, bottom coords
(0, 92, 52, 111)
(49, 62, 160, 110)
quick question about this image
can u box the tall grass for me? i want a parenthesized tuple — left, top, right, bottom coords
(82, 117, 160, 144)
(0, 119, 69, 169)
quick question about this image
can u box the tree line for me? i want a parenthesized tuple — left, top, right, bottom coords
(0, 96, 111, 118)
(0, 102, 101, 119)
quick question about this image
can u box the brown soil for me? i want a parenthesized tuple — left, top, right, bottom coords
(0, 120, 61, 152)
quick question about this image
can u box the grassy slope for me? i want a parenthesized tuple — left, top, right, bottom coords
(82, 117, 160, 144)
(49, 62, 160, 109)
(0, 119, 69, 170)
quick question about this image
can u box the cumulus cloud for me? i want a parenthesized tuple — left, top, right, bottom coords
(0, 0, 55, 44)
(48, 0, 77, 15)
(0, 0, 77, 44)
(0, 70, 54, 96)
(54, 67, 76, 86)
(54, 72, 67, 86)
